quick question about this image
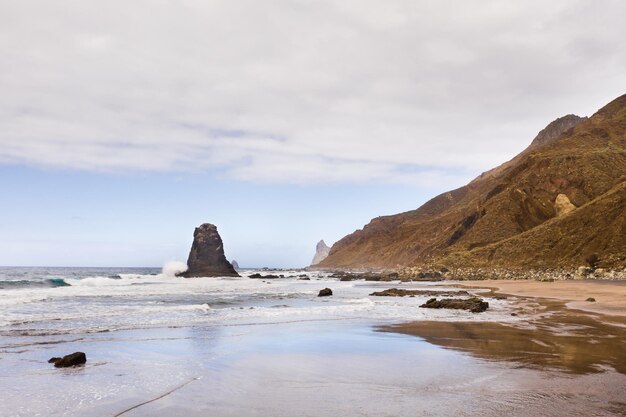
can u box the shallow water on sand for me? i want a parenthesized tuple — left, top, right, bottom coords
(1, 267, 625, 416)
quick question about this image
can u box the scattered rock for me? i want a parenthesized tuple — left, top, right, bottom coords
(318, 288, 333, 297)
(251, 273, 279, 279)
(49, 352, 87, 368)
(369, 288, 470, 297)
(510, 312, 518, 316)
(298, 277, 311, 280)
(586, 297, 596, 302)
(420, 297, 489, 313)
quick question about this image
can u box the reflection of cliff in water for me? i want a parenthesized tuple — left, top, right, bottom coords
(382, 308, 626, 375)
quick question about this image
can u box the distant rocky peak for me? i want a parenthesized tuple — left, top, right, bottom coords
(311, 240, 331, 266)
(528, 114, 587, 150)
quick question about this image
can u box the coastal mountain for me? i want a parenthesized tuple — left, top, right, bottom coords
(319, 94, 626, 270)
(311, 240, 331, 265)
(179, 223, 240, 277)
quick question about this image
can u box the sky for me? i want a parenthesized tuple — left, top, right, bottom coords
(1, 0, 625, 267)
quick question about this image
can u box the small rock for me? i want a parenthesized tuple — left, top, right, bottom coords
(318, 288, 333, 297)
(49, 352, 87, 368)
(586, 297, 596, 302)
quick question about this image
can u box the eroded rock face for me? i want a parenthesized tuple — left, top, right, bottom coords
(311, 240, 331, 265)
(528, 114, 587, 149)
(179, 224, 239, 278)
(555, 194, 576, 216)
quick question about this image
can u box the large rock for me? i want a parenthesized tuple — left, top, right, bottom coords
(179, 224, 240, 278)
(420, 297, 489, 313)
(49, 352, 87, 368)
(318, 288, 333, 297)
(311, 240, 331, 265)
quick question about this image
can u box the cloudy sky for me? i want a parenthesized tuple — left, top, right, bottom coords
(1, 0, 625, 267)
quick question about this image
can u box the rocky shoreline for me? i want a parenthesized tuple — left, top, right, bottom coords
(309, 265, 626, 282)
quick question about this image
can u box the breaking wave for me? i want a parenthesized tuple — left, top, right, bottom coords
(0, 278, 70, 289)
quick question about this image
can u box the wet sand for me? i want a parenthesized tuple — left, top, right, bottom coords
(380, 280, 626, 415)
(466, 279, 626, 317)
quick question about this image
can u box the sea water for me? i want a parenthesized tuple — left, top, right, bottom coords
(0, 266, 515, 338)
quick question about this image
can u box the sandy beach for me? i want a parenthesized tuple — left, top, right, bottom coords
(466, 279, 626, 317)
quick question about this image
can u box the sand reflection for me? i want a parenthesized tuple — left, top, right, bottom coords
(382, 306, 626, 375)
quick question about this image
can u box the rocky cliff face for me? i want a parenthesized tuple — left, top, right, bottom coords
(527, 114, 587, 150)
(179, 223, 240, 277)
(319, 94, 626, 270)
(311, 240, 331, 265)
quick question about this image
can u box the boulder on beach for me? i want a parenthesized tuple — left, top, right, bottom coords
(49, 352, 87, 368)
(318, 288, 333, 297)
(420, 297, 489, 313)
(178, 223, 240, 278)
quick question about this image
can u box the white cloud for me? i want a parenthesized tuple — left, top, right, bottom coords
(1, 0, 625, 185)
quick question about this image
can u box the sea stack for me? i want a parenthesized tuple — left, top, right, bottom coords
(311, 240, 331, 266)
(179, 223, 240, 277)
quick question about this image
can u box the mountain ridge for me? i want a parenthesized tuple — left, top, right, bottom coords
(319, 94, 626, 270)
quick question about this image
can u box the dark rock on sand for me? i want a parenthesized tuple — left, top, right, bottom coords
(49, 352, 87, 368)
(299, 277, 311, 280)
(370, 288, 470, 297)
(318, 288, 333, 297)
(179, 224, 239, 278)
(420, 297, 489, 313)
(249, 273, 280, 279)
(586, 297, 596, 302)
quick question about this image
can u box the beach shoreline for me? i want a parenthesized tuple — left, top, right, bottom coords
(457, 279, 626, 317)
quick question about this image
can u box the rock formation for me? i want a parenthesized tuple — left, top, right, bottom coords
(554, 194, 576, 216)
(420, 297, 489, 313)
(527, 114, 587, 150)
(319, 93, 626, 270)
(179, 223, 240, 277)
(311, 240, 331, 265)
(231, 260, 240, 271)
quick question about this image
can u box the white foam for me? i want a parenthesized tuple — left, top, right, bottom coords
(163, 260, 188, 277)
